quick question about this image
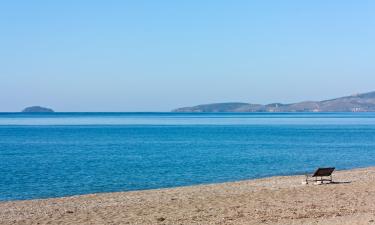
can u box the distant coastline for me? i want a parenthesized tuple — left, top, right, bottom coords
(173, 91, 375, 112)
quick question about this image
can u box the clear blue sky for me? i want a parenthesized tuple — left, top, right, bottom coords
(1, 0, 374, 112)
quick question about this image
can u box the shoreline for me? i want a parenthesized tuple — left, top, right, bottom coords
(1, 166, 375, 224)
(0, 165, 372, 203)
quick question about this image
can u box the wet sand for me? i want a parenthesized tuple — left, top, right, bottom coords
(1, 167, 375, 225)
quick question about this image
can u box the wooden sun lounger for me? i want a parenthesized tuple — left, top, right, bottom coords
(305, 167, 335, 184)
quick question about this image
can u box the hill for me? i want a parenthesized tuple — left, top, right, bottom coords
(22, 106, 54, 113)
(172, 91, 375, 112)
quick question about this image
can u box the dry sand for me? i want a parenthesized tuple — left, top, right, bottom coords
(1, 167, 375, 225)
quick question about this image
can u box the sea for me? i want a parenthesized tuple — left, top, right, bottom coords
(1, 112, 375, 201)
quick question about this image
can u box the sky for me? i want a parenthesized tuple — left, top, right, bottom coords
(1, 0, 375, 112)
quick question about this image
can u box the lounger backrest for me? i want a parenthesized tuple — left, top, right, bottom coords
(312, 167, 335, 177)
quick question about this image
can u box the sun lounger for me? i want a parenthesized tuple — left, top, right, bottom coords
(305, 167, 335, 184)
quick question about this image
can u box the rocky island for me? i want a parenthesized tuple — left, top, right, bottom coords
(22, 106, 54, 113)
(173, 91, 375, 112)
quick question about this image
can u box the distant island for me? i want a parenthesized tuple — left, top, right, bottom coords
(173, 91, 375, 112)
(22, 106, 54, 113)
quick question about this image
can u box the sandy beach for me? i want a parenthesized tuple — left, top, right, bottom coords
(1, 167, 375, 225)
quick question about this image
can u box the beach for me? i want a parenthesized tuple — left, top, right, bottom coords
(1, 167, 375, 225)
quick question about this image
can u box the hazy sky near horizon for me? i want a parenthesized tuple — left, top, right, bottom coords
(1, 1, 375, 112)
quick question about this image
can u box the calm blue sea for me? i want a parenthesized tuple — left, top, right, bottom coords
(1, 112, 375, 201)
